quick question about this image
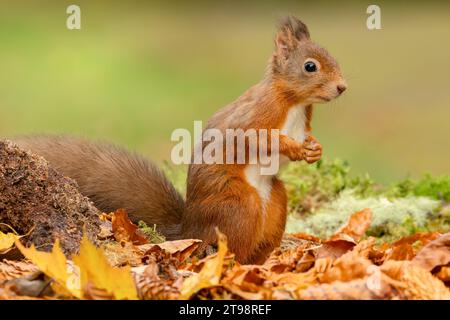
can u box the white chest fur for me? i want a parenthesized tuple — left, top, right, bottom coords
(244, 104, 307, 213)
(279, 104, 307, 166)
(281, 104, 307, 143)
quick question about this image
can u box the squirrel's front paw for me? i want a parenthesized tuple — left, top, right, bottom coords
(302, 135, 322, 164)
(285, 144, 304, 161)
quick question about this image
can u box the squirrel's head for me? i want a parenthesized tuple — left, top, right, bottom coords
(271, 16, 347, 104)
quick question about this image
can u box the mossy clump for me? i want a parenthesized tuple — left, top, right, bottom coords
(137, 220, 166, 243)
(282, 158, 450, 241)
(385, 174, 450, 202)
(282, 159, 450, 213)
(281, 159, 377, 215)
(286, 190, 448, 241)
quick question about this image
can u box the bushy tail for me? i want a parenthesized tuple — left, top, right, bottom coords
(14, 135, 184, 240)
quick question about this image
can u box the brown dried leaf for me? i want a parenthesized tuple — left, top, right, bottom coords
(269, 271, 317, 292)
(351, 238, 377, 259)
(380, 260, 410, 281)
(313, 257, 334, 274)
(412, 232, 450, 272)
(316, 209, 373, 260)
(318, 255, 373, 283)
(102, 241, 143, 267)
(317, 240, 356, 260)
(312, 239, 380, 287)
(222, 283, 267, 300)
(392, 232, 441, 247)
(401, 265, 450, 299)
(98, 221, 114, 240)
(435, 267, 450, 282)
(83, 283, 114, 300)
(381, 260, 450, 300)
(137, 239, 201, 263)
(0, 260, 40, 281)
(263, 245, 312, 273)
(383, 232, 442, 262)
(329, 208, 373, 243)
(221, 264, 317, 300)
(134, 262, 183, 300)
(224, 266, 269, 293)
(99, 212, 114, 222)
(180, 230, 228, 299)
(299, 274, 393, 300)
(111, 209, 148, 245)
(287, 233, 321, 243)
(385, 243, 416, 261)
(280, 234, 318, 253)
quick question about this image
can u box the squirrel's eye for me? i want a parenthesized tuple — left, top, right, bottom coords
(304, 61, 317, 73)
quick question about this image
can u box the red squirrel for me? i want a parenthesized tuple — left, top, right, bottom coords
(14, 16, 346, 264)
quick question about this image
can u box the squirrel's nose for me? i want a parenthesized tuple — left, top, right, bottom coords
(337, 84, 347, 95)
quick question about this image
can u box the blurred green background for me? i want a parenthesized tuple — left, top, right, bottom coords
(1, 0, 449, 183)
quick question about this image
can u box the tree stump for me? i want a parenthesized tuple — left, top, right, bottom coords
(0, 140, 101, 255)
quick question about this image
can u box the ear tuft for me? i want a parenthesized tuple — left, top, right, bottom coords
(278, 15, 310, 42)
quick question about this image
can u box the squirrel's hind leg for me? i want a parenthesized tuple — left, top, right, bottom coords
(250, 177, 288, 264)
(184, 179, 266, 264)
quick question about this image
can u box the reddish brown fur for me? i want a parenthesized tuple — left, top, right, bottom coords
(183, 16, 346, 263)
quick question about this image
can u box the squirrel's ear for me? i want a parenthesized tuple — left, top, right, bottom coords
(274, 16, 310, 58)
(279, 15, 310, 42)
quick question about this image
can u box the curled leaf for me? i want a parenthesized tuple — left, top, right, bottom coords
(111, 209, 148, 245)
(180, 230, 227, 299)
(0, 260, 40, 281)
(316, 209, 373, 260)
(401, 265, 450, 299)
(137, 239, 201, 263)
(329, 208, 372, 243)
(299, 275, 393, 300)
(412, 232, 450, 271)
(317, 240, 356, 260)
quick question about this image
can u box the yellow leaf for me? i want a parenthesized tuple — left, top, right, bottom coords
(180, 230, 228, 299)
(0, 231, 20, 253)
(73, 234, 138, 300)
(0, 224, 25, 253)
(15, 239, 81, 298)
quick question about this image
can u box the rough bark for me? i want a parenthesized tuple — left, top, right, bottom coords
(0, 140, 101, 255)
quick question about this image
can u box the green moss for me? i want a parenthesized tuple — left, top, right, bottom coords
(282, 159, 450, 215)
(282, 158, 450, 241)
(285, 190, 447, 241)
(281, 159, 376, 215)
(137, 220, 166, 244)
(386, 174, 450, 202)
